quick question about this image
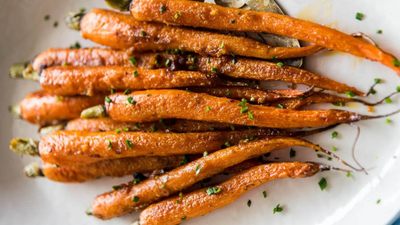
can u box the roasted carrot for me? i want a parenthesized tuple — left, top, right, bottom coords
(13, 49, 363, 95)
(130, 0, 400, 76)
(104, 90, 392, 128)
(80, 9, 323, 60)
(24, 156, 186, 183)
(188, 87, 307, 103)
(91, 137, 355, 219)
(65, 118, 248, 132)
(40, 66, 246, 96)
(139, 162, 324, 225)
(36, 128, 313, 166)
(24, 157, 261, 183)
(17, 91, 104, 126)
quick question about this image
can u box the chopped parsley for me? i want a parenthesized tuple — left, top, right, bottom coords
(141, 31, 147, 36)
(374, 78, 381, 84)
(386, 118, 392, 123)
(332, 131, 338, 139)
(277, 62, 284, 67)
(112, 185, 120, 190)
(397, 86, 400, 92)
(115, 129, 121, 134)
(127, 96, 136, 105)
(180, 155, 189, 166)
(124, 127, 130, 132)
(238, 10, 242, 15)
(250, 97, 255, 101)
(107, 139, 112, 149)
(151, 124, 158, 132)
(332, 102, 345, 106)
(211, 67, 218, 73)
(370, 89, 376, 95)
(165, 59, 171, 66)
(327, 157, 332, 161)
(174, 14, 179, 19)
(376, 30, 382, 34)
(126, 140, 133, 149)
(124, 89, 131, 95)
(206, 106, 211, 112)
(53, 21, 58, 27)
(230, 125, 235, 131)
(393, 60, 400, 67)
(161, 5, 166, 13)
(203, 151, 208, 157)
(195, 164, 200, 175)
(377, 199, 381, 204)
(386, 97, 392, 103)
(226, 91, 231, 96)
(70, 41, 81, 49)
(240, 106, 249, 114)
(345, 91, 355, 97)
(273, 204, 283, 214)
(220, 43, 224, 49)
(189, 64, 196, 70)
(263, 191, 267, 198)
(105, 96, 111, 103)
(133, 70, 138, 77)
(179, 192, 183, 197)
(332, 146, 337, 151)
(132, 196, 139, 202)
(57, 96, 62, 102)
(129, 56, 137, 66)
(225, 142, 231, 147)
(347, 172, 351, 177)
(271, 55, 276, 59)
(230, 19, 235, 24)
(44, 15, 50, 20)
(238, 98, 247, 106)
(355, 12, 364, 21)
(277, 104, 283, 109)
(248, 111, 254, 120)
(318, 177, 327, 191)
(247, 200, 252, 207)
(111, 88, 115, 94)
(317, 154, 323, 158)
(206, 187, 221, 195)
(181, 216, 187, 220)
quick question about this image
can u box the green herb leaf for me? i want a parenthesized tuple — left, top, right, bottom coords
(165, 59, 171, 66)
(206, 187, 219, 195)
(393, 60, 400, 67)
(180, 155, 189, 166)
(332, 146, 337, 151)
(152, 124, 158, 132)
(370, 89, 376, 95)
(277, 104, 283, 109)
(141, 31, 147, 36)
(129, 57, 137, 66)
(210, 127, 215, 131)
(250, 97, 255, 101)
(105, 96, 111, 103)
(44, 15, 50, 20)
(161, 5, 166, 13)
(226, 91, 231, 96)
(126, 140, 133, 149)
(376, 30, 382, 34)
(240, 106, 249, 114)
(206, 106, 211, 112)
(374, 78, 381, 84)
(211, 67, 218, 73)
(174, 14, 179, 19)
(248, 111, 254, 120)
(271, 55, 276, 59)
(53, 21, 58, 27)
(317, 154, 323, 158)
(127, 96, 136, 105)
(203, 151, 208, 157)
(385, 98, 392, 103)
(115, 129, 121, 134)
(220, 43, 225, 49)
(273, 204, 283, 214)
(195, 164, 200, 175)
(386, 118, 392, 124)
(133, 70, 138, 77)
(108, 139, 112, 149)
(355, 12, 364, 21)
(327, 157, 332, 161)
(345, 91, 355, 97)
(230, 19, 235, 24)
(225, 141, 231, 147)
(347, 172, 351, 177)
(124, 89, 131, 95)
(397, 86, 400, 92)
(179, 192, 183, 197)
(230, 125, 235, 131)
(181, 216, 187, 220)
(332, 102, 345, 106)
(318, 177, 327, 191)
(112, 185, 120, 190)
(332, 131, 338, 139)
(124, 127, 130, 132)
(238, 10, 242, 15)
(111, 88, 115, 94)
(57, 96, 62, 102)
(132, 196, 139, 202)
(238, 98, 247, 106)
(263, 191, 267, 198)
(277, 62, 284, 68)
(377, 199, 381, 204)
(247, 200, 252, 207)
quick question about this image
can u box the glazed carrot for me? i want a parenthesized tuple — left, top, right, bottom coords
(18, 91, 104, 126)
(24, 156, 186, 183)
(139, 162, 324, 225)
(40, 66, 245, 96)
(80, 9, 323, 60)
(91, 137, 353, 219)
(104, 90, 386, 128)
(24, 157, 260, 183)
(12, 49, 363, 95)
(130, 0, 400, 76)
(65, 118, 248, 132)
(188, 87, 306, 103)
(36, 128, 312, 166)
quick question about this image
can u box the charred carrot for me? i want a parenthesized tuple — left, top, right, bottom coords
(129, 0, 400, 76)
(24, 156, 186, 183)
(90, 137, 357, 219)
(18, 128, 313, 166)
(139, 162, 325, 225)
(15, 91, 104, 126)
(39, 66, 246, 96)
(23, 157, 261, 183)
(100, 90, 395, 128)
(11, 49, 363, 95)
(77, 9, 323, 60)
(65, 118, 247, 133)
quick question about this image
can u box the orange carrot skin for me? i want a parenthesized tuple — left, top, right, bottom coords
(30, 48, 364, 95)
(41, 156, 184, 183)
(130, 0, 400, 76)
(32, 48, 130, 72)
(91, 137, 320, 219)
(66, 118, 248, 132)
(19, 91, 104, 126)
(140, 162, 321, 225)
(38, 129, 296, 166)
(107, 90, 362, 128)
(81, 9, 322, 60)
(40, 66, 228, 96)
(272, 93, 356, 109)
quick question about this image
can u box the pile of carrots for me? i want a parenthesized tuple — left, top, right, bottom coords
(8, 0, 400, 224)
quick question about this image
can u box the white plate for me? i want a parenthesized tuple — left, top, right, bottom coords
(1, 0, 400, 224)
